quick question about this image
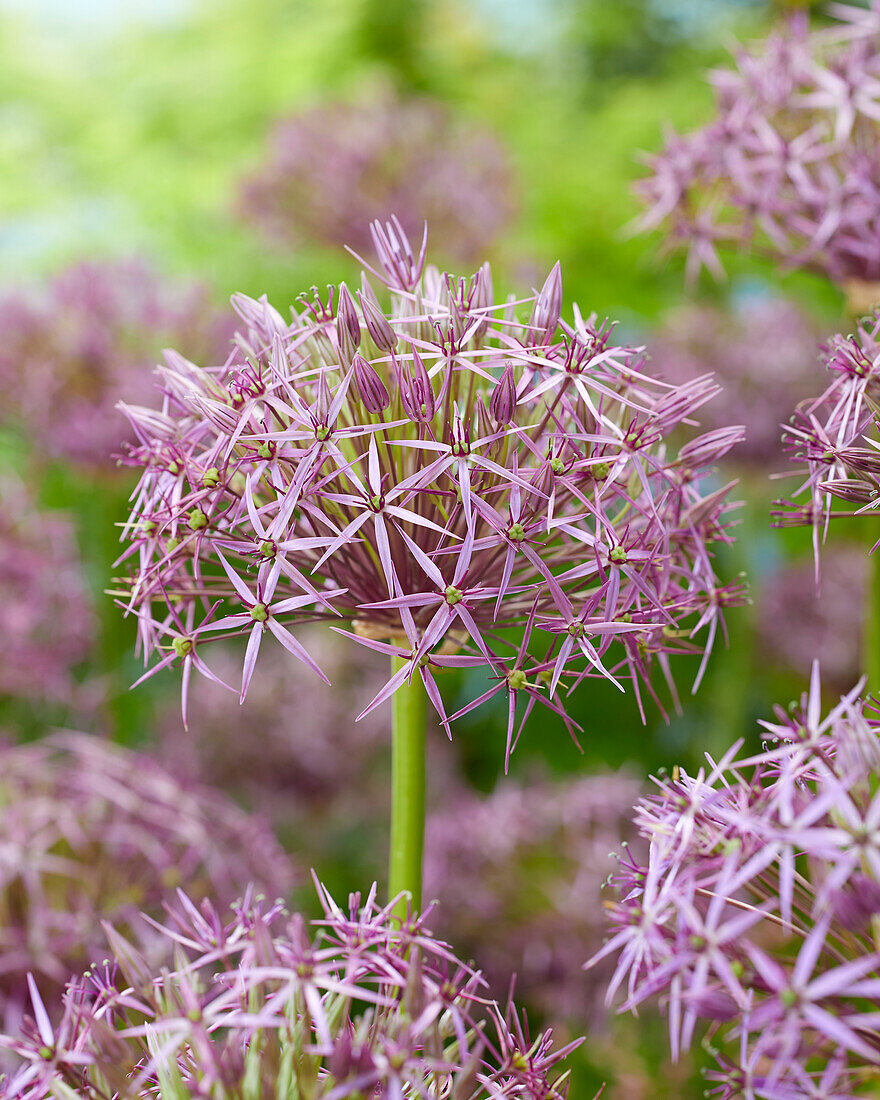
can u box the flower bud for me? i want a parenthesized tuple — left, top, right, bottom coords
(470, 262, 493, 342)
(369, 215, 426, 291)
(335, 284, 361, 367)
(444, 276, 467, 345)
(183, 393, 240, 435)
(357, 280, 398, 352)
(679, 426, 745, 467)
(819, 477, 878, 503)
(353, 353, 390, 414)
(528, 261, 562, 345)
(399, 348, 435, 423)
(230, 292, 287, 339)
(490, 363, 517, 424)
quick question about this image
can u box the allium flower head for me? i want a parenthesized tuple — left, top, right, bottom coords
(0, 732, 294, 1040)
(776, 308, 880, 558)
(590, 664, 880, 1097)
(424, 771, 640, 1025)
(116, 218, 744, 761)
(0, 881, 582, 1100)
(649, 297, 826, 466)
(0, 477, 94, 702)
(237, 93, 516, 264)
(0, 258, 232, 466)
(636, 3, 880, 284)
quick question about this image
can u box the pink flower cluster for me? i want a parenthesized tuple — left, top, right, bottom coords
(116, 219, 744, 761)
(649, 297, 825, 467)
(591, 665, 880, 1098)
(237, 93, 516, 264)
(636, 3, 880, 284)
(424, 770, 640, 1026)
(776, 308, 880, 556)
(0, 258, 232, 467)
(2, 882, 580, 1100)
(0, 731, 294, 1041)
(0, 478, 94, 702)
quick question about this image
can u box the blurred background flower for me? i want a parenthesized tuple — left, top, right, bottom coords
(649, 295, 825, 468)
(237, 90, 517, 265)
(0, 731, 294, 1045)
(0, 476, 94, 705)
(424, 771, 641, 1026)
(155, 629, 391, 872)
(0, 258, 232, 468)
(757, 544, 866, 689)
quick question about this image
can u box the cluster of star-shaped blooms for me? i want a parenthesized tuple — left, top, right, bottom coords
(0, 477, 94, 703)
(775, 308, 880, 560)
(424, 770, 640, 1027)
(589, 664, 880, 1099)
(237, 93, 516, 265)
(1, 882, 581, 1100)
(635, 2, 880, 284)
(115, 219, 744, 760)
(0, 732, 294, 1045)
(649, 296, 825, 468)
(0, 258, 232, 467)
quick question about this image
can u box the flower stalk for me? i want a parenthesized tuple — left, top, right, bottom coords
(389, 653, 426, 915)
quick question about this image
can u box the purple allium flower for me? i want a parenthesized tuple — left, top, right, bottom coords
(0, 881, 582, 1100)
(758, 545, 866, 688)
(636, 3, 880, 285)
(115, 219, 745, 760)
(0, 731, 294, 1044)
(776, 309, 880, 557)
(590, 664, 880, 1095)
(237, 93, 516, 265)
(0, 477, 94, 702)
(0, 258, 233, 467)
(649, 297, 826, 467)
(424, 771, 641, 1026)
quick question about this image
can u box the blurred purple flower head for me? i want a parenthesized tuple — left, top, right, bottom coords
(758, 545, 866, 688)
(0, 731, 294, 1043)
(649, 297, 826, 466)
(156, 628, 389, 836)
(237, 92, 517, 265)
(424, 771, 640, 1026)
(115, 218, 745, 764)
(0, 258, 233, 467)
(636, 3, 880, 285)
(776, 308, 880, 558)
(1, 881, 581, 1100)
(0, 477, 94, 702)
(590, 664, 880, 1096)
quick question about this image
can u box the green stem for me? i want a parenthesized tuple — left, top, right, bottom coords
(866, 544, 880, 694)
(389, 655, 427, 917)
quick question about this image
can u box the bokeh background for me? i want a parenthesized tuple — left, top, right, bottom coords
(0, 0, 855, 1095)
